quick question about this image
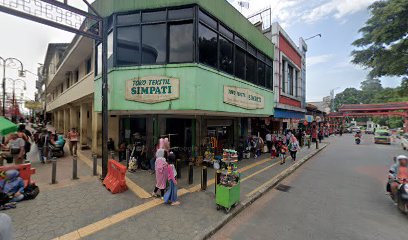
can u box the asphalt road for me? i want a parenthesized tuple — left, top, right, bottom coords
(211, 134, 408, 240)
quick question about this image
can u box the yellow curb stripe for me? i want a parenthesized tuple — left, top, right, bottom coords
(188, 158, 274, 192)
(76, 151, 151, 199)
(54, 188, 188, 240)
(240, 161, 281, 183)
(245, 173, 282, 197)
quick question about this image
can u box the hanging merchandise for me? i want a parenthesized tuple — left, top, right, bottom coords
(215, 149, 241, 213)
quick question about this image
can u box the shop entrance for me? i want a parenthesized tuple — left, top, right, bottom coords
(206, 119, 234, 155)
(164, 118, 192, 148)
(120, 117, 146, 145)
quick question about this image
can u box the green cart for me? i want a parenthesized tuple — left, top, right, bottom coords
(216, 182, 240, 213)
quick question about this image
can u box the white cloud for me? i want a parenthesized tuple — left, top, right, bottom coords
(302, 0, 375, 23)
(307, 54, 334, 66)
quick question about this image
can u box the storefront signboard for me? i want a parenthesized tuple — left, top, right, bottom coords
(126, 76, 180, 103)
(223, 86, 264, 110)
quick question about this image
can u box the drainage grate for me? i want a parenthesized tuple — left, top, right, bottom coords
(276, 184, 291, 192)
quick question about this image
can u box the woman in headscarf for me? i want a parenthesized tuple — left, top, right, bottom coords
(164, 152, 180, 205)
(288, 135, 300, 161)
(152, 148, 168, 197)
(1, 170, 25, 202)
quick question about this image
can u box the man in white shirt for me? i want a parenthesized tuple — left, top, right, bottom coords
(5, 133, 25, 165)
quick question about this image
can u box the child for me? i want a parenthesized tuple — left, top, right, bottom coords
(164, 152, 180, 206)
(276, 138, 287, 165)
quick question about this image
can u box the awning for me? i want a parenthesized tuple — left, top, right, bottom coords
(273, 108, 305, 119)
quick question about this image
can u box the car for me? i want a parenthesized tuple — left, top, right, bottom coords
(374, 130, 391, 144)
(401, 133, 408, 150)
(351, 126, 361, 133)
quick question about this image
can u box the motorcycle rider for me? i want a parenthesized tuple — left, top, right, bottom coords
(354, 130, 362, 139)
(389, 155, 408, 199)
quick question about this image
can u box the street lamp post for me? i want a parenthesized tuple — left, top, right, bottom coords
(0, 57, 25, 117)
(6, 78, 26, 121)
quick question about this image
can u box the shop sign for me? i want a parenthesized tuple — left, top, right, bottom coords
(223, 86, 264, 110)
(126, 76, 180, 103)
(24, 101, 43, 110)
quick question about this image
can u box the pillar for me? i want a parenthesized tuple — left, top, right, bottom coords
(63, 108, 70, 134)
(58, 110, 63, 133)
(92, 111, 102, 156)
(195, 116, 202, 155)
(234, 118, 240, 147)
(80, 103, 88, 147)
(404, 118, 408, 133)
(146, 115, 154, 157)
(70, 107, 78, 130)
(158, 116, 166, 136)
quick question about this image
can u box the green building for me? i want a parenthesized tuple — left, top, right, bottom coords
(92, 0, 275, 155)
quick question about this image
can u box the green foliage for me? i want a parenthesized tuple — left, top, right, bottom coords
(334, 78, 408, 128)
(351, 0, 408, 78)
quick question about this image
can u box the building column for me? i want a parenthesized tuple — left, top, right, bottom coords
(64, 108, 70, 134)
(92, 110, 102, 156)
(58, 110, 63, 133)
(70, 107, 78, 130)
(146, 115, 154, 158)
(80, 103, 88, 147)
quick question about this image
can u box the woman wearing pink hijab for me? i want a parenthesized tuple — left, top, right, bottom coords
(152, 148, 168, 197)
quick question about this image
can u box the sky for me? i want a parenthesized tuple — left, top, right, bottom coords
(0, 0, 402, 105)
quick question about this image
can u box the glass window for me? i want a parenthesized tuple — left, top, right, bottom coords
(235, 47, 245, 80)
(257, 52, 265, 61)
(288, 65, 294, 95)
(282, 60, 286, 93)
(246, 54, 257, 84)
(199, 10, 217, 29)
(117, 26, 140, 66)
(74, 69, 79, 83)
(168, 8, 193, 20)
(265, 66, 272, 90)
(219, 24, 233, 40)
(219, 36, 233, 75)
(248, 44, 256, 56)
(234, 35, 246, 49)
(295, 70, 298, 96)
(96, 44, 102, 75)
(117, 13, 140, 25)
(198, 23, 218, 68)
(86, 58, 92, 74)
(169, 22, 194, 63)
(266, 58, 272, 66)
(108, 31, 113, 67)
(142, 24, 167, 64)
(142, 10, 166, 22)
(257, 60, 265, 87)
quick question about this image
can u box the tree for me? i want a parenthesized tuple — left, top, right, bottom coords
(351, 0, 408, 78)
(360, 77, 382, 92)
(333, 88, 364, 110)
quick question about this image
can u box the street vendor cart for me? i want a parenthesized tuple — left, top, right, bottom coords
(216, 149, 240, 213)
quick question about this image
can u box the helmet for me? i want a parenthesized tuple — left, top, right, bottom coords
(396, 155, 408, 162)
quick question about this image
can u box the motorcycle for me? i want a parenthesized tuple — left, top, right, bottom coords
(397, 180, 408, 214)
(355, 137, 361, 145)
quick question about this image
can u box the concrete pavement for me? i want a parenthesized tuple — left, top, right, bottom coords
(5, 131, 330, 240)
(211, 134, 407, 240)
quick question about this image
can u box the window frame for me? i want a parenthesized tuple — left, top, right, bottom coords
(96, 5, 275, 92)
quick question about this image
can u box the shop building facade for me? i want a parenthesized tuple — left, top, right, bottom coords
(263, 22, 307, 131)
(43, 36, 99, 153)
(91, 0, 275, 155)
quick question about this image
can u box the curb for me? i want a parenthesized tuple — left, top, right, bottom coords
(198, 143, 329, 240)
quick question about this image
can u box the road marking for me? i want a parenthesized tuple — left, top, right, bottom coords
(240, 161, 281, 183)
(55, 156, 282, 239)
(188, 158, 275, 192)
(53, 188, 190, 240)
(76, 151, 151, 199)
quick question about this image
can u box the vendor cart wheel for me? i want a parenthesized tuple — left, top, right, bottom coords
(216, 205, 221, 210)
(225, 207, 231, 213)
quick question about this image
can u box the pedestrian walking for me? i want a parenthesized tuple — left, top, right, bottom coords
(288, 135, 300, 161)
(152, 148, 168, 197)
(4, 133, 25, 165)
(67, 128, 79, 156)
(37, 129, 48, 163)
(164, 152, 180, 205)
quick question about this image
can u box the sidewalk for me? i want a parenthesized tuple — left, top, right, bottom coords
(61, 141, 331, 240)
(5, 130, 332, 240)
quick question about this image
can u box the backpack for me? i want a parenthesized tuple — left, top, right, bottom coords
(23, 184, 40, 200)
